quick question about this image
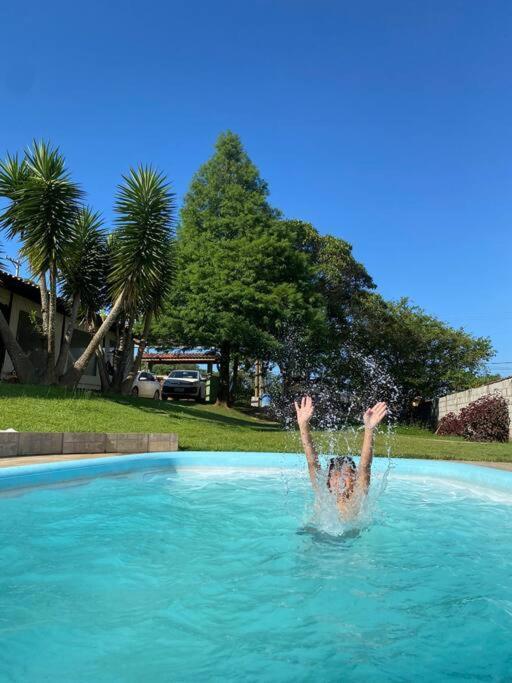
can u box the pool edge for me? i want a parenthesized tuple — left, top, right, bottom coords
(0, 452, 512, 494)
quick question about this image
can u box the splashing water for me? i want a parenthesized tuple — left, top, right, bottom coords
(270, 349, 402, 536)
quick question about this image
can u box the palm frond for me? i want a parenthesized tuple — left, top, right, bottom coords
(0, 153, 30, 235)
(60, 207, 109, 312)
(110, 165, 176, 311)
(4, 141, 83, 274)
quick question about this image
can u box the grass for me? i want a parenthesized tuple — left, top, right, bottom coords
(1, 383, 511, 462)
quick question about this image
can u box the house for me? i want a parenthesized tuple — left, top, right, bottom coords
(0, 269, 116, 390)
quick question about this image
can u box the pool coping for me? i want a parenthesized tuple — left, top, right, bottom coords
(1, 451, 512, 471)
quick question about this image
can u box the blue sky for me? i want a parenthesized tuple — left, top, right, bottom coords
(1, 0, 511, 373)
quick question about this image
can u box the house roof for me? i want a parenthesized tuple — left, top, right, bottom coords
(0, 269, 68, 314)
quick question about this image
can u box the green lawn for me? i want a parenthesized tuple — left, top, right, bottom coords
(1, 384, 511, 462)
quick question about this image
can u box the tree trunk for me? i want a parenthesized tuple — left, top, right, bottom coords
(109, 311, 125, 392)
(115, 337, 133, 393)
(121, 312, 152, 395)
(112, 312, 134, 393)
(0, 310, 36, 384)
(253, 359, 263, 407)
(230, 353, 239, 405)
(54, 293, 80, 379)
(95, 346, 112, 393)
(280, 363, 292, 402)
(38, 272, 49, 338)
(216, 340, 231, 407)
(58, 294, 125, 388)
(46, 264, 57, 384)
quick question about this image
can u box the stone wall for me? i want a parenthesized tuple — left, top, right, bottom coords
(0, 432, 178, 457)
(437, 377, 512, 440)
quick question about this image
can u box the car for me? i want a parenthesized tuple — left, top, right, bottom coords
(131, 371, 161, 400)
(162, 370, 206, 402)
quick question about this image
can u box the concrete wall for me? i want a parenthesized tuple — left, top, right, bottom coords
(438, 377, 512, 440)
(0, 285, 117, 391)
(0, 432, 178, 457)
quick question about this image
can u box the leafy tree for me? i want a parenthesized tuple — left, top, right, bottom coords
(464, 373, 502, 388)
(272, 222, 375, 405)
(349, 294, 494, 413)
(268, 229, 492, 424)
(151, 132, 318, 406)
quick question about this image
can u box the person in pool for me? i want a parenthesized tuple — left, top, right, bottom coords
(295, 396, 388, 518)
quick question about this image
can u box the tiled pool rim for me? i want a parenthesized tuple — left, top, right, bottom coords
(1, 452, 512, 494)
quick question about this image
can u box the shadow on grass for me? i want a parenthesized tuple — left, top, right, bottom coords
(103, 393, 281, 431)
(176, 405, 281, 431)
(0, 384, 283, 432)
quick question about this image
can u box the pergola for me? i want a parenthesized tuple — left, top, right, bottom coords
(141, 351, 219, 375)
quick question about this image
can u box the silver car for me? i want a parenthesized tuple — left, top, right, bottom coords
(131, 371, 161, 400)
(162, 370, 206, 402)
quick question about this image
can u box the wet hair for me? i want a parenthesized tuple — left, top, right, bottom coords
(327, 456, 356, 490)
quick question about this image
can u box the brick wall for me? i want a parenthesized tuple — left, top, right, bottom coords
(437, 377, 512, 440)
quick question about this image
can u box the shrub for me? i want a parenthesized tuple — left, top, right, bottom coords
(437, 411, 464, 437)
(459, 394, 510, 443)
(437, 394, 510, 442)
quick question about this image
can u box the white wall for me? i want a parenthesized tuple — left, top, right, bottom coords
(438, 377, 512, 440)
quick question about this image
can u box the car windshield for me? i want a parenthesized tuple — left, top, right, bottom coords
(170, 371, 198, 379)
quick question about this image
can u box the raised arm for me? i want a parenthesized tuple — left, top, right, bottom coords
(357, 401, 388, 493)
(294, 396, 320, 489)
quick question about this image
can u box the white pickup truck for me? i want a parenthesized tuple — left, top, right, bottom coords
(161, 370, 206, 402)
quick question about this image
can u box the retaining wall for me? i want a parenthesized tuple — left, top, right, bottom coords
(0, 432, 178, 457)
(437, 377, 512, 440)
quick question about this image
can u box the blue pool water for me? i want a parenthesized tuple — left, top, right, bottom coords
(1, 456, 512, 681)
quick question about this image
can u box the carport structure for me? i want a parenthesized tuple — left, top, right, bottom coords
(141, 351, 219, 376)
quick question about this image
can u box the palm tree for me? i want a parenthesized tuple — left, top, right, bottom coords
(120, 246, 174, 394)
(0, 141, 82, 383)
(55, 207, 108, 379)
(59, 166, 175, 387)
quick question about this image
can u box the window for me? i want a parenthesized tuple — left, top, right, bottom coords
(16, 312, 97, 376)
(0, 302, 10, 368)
(170, 371, 199, 379)
(16, 310, 46, 368)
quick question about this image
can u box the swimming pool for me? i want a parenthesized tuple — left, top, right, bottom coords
(1, 453, 511, 681)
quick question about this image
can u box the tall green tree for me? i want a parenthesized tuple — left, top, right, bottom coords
(272, 221, 375, 401)
(151, 132, 318, 405)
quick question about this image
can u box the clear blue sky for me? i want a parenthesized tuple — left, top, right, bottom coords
(1, 0, 511, 372)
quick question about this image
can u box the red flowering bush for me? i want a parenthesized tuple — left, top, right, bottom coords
(438, 394, 510, 442)
(437, 411, 464, 437)
(459, 394, 510, 443)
